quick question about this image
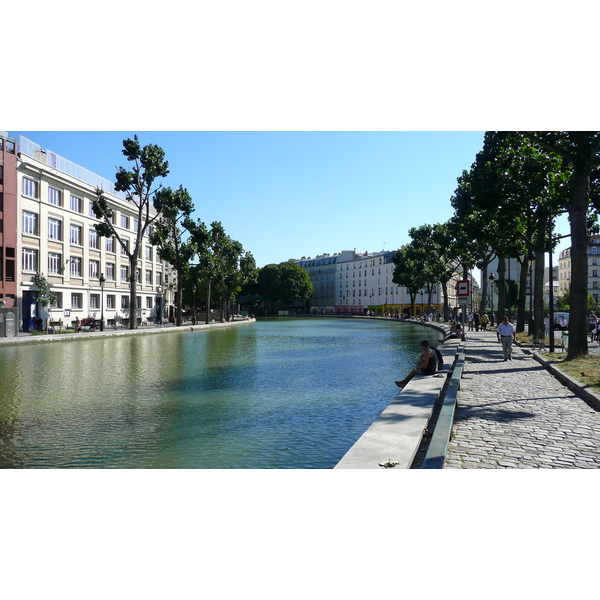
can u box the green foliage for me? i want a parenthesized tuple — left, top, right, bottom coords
(92, 136, 170, 329)
(33, 272, 59, 309)
(255, 262, 313, 305)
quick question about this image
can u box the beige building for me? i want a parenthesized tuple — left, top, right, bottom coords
(16, 135, 176, 330)
(558, 234, 600, 305)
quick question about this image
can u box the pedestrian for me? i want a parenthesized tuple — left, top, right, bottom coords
(497, 315, 516, 361)
(588, 313, 597, 334)
(480, 312, 489, 331)
(395, 339, 438, 388)
(473, 311, 480, 331)
(75, 317, 81, 333)
(467, 312, 474, 331)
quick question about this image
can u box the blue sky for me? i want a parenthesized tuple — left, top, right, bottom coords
(10, 130, 496, 267)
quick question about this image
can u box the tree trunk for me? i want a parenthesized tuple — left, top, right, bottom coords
(205, 280, 212, 325)
(176, 279, 183, 326)
(496, 252, 506, 321)
(567, 169, 591, 358)
(516, 257, 528, 332)
(480, 262, 489, 314)
(441, 280, 449, 321)
(129, 256, 137, 329)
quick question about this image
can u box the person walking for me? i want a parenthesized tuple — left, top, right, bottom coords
(497, 315, 516, 361)
(473, 311, 480, 332)
(480, 312, 489, 331)
(395, 339, 438, 388)
(467, 312, 474, 331)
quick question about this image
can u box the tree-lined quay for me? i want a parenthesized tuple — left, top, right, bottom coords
(445, 331, 600, 469)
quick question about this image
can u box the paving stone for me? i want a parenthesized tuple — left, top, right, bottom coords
(444, 331, 600, 469)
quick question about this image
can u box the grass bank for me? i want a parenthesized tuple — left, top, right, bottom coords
(516, 331, 600, 391)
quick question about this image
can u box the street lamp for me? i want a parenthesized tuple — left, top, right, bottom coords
(489, 272, 495, 326)
(99, 273, 106, 332)
(192, 284, 197, 325)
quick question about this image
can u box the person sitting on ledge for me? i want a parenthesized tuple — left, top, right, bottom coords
(395, 339, 438, 388)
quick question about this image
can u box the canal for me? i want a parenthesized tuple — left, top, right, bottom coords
(0, 317, 442, 468)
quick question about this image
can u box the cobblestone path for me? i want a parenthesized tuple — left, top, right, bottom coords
(444, 330, 600, 469)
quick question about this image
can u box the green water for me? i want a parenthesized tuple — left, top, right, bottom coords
(0, 318, 441, 468)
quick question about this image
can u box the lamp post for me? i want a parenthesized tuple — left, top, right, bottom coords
(99, 273, 106, 332)
(489, 272, 495, 327)
(192, 284, 197, 325)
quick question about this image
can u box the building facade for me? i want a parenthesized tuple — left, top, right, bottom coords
(296, 249, 459, 316)
(0, 132, 18, 308)
(558, 234, 600, 305)
(14, 135, 176, 330)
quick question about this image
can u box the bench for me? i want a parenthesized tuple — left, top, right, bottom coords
(421, 350, 466, 469)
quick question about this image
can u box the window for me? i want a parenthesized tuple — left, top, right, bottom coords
(121, 296, 129, 309)
(136, 268, 141, 283)
(48, 187, 62, 206)
(22, 248, 38, 271)
(146, 296, 153, 309)
(48, 252, 61, 274)
(70, 224, 82, 245)
(70, 257, 82, 277)
(70, 195, 82, 213)
(48, 218, 62, 240)
(106, 236, 115, 253)
(120, 265, 129, 282)
(145, 246, 152, 261)
(121, 239, 129, 255)
(133, 219, 139, 233)
(146, 269, 152, 285)
(89, 260, 99, 279)
(107, 295, 116, 309)
(90, 294, 100, 309)
(156, 271, 162, 286)
(106, 263, 115, 280)
(71, 293, 83, 309)
(136, 296, 142, 309)
(121, 215, 129, 229)
(23, 178, 39, 198)
(89, 229, 99, 249)
(22, 211, 38, 235)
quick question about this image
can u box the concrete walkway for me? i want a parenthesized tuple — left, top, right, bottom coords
(445, 330, 600, 469)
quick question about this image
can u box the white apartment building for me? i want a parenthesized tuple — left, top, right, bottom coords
(16, 136, 176, 330)
(558, 234, 600, 305)
(296, 249, 458, 316)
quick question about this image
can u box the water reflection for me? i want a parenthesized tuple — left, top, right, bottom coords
(0, 318, 440, 468)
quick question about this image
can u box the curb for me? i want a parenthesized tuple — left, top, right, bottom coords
(530, 351, 600, 412)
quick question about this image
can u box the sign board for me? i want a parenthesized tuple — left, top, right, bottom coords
(457, 280, 470, 298)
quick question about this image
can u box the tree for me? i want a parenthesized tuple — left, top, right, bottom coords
(149, 185, 196, 326)
(33, 272, 59, 329)
(277, 261, 313, 306)
(519, 132, 600, 358)
(253, 262, 313, 311)
(93, 136, 169, 329)
(392, 244, 429, 317)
